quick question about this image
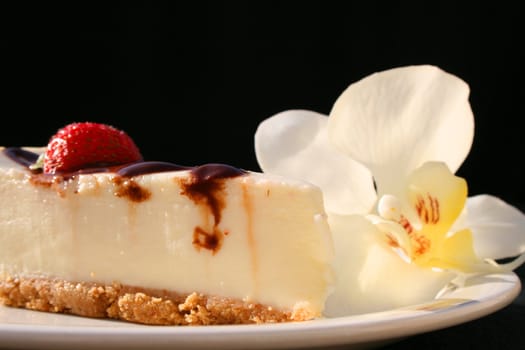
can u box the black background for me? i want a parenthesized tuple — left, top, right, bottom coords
(1, 2, 525, 348)
(2, 1, 524, 208)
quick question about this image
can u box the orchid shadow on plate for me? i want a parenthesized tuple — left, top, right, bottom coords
(255, 65, 525, 316)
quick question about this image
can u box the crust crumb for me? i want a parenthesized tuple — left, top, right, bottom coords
(0, 275, 312, 325)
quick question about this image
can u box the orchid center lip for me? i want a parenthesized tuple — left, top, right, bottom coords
(416, 193, 441, 225)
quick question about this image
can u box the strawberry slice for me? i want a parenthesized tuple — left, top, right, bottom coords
(40, 122, 143, 174)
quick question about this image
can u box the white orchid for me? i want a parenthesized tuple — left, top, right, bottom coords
(254, 65, 525, 316)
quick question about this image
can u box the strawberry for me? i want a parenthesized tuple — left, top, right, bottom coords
(40, 122, 143, 174)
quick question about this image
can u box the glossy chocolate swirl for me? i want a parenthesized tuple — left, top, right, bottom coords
(2, 147, 246, 180)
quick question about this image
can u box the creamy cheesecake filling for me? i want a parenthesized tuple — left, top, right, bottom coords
(0, 147, 334, 320)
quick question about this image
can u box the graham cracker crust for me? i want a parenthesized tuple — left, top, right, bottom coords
(0, 275, 308, 325)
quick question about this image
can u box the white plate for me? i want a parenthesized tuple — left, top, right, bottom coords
(0, 272, 520, 350)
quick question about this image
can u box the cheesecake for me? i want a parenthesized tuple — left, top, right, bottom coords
(0, 125, 334, 325)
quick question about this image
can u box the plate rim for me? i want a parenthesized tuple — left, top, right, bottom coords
(0, 272, 521, 350)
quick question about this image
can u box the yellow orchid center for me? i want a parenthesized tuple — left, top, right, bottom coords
(379, 162, 482, 272)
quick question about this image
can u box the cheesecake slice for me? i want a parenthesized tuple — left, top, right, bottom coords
(0, 146, 334, 325)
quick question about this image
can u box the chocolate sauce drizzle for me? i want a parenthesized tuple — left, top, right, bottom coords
(3, 147, 247, 254)
(3, 147, 39, 168)
(180, 164, 243, 254)
(3, 147, 246, 179)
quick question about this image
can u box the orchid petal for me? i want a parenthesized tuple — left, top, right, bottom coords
(324, 214, 455, 316)
(457, 195, 525, 260)
(420, 228, 481, 272)
(254, 110, 376, 215)
(327, 65, 474, 198)
(430, 228, 525, 273)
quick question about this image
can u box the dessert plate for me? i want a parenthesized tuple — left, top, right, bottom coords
(0, 272, 520, 350)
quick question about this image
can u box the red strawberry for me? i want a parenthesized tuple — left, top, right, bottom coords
(41, 122, 143, 174)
